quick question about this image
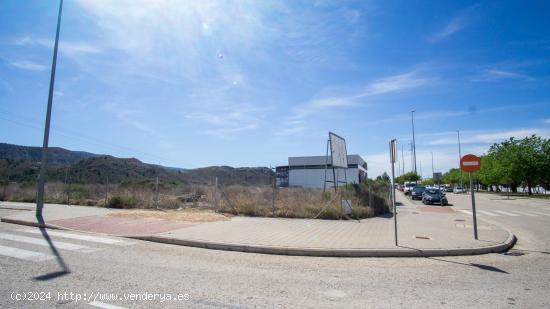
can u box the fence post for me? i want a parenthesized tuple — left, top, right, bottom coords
(214, 177, 219, 210)
(271, 167, 276, 216)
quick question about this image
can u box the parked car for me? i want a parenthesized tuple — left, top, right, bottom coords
(444, 186, 453, 192)
(422, 188, 448, 206)
(453, 187, 466, 194)
(410, 186, 426, 200)
(403, 182, 416, 195)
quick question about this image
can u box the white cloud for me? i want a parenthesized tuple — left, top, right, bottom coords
(472, 69, 534, 82)
(429, 17, 465, 42)
(427, 128, 550, 146)
(428, 5, 478, 43)
(364, 127, 550, 178)
(9, 60, 47, 71)
(13, 36, 101, 56)
(185, 104, 265, 140)
(277, 71, 433, 135)
(101, 101, 158, 136)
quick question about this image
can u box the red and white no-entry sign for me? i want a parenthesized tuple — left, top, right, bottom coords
(460, 154, 481, 172)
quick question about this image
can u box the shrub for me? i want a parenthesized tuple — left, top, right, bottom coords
(107, 196, 139, 209)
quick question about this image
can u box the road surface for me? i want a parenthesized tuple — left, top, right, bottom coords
(1, 194, 549, 308)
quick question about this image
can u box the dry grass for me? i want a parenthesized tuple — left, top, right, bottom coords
(1, 182, 390, 220)
(218, 184, 390, 220)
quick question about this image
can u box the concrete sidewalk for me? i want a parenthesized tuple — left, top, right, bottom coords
(0, 193, 516, 257)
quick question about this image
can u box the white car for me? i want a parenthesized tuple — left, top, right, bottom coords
(403, 182, 416, 195)
(453, 187, 466, 194)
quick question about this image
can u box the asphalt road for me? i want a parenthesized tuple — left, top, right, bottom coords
(1, 194, 550, 308)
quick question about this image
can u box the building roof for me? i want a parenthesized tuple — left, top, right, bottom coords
(288, 155, 367, 169)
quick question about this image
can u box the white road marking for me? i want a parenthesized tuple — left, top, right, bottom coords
(0, 233, 96, 252)
(458, 210, 473, 215)
(511, 210, 537, 217)
(19, 229, 127, 245)
(492, 210, 520, 216)
(477, 210, 500, 216)
(0, 245, 53, 262)
(525, 210, 550, 216)
(88, 301, 128, 309)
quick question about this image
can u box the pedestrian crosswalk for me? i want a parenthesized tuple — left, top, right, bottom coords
(0, 245, 53, 262)
(457, 209, 550, 217)
(0, 228, 132, 263)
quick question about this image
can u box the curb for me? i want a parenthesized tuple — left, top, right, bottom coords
(128, 232, 516, 257)
(1, 217, 517, 258)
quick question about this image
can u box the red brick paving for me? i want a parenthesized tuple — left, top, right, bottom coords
(49, 215, 195, 236)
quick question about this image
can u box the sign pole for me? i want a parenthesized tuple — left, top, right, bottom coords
(469, 172, 478, 240)
(390, 139, 398, 246)
(460, 154, 481, 240)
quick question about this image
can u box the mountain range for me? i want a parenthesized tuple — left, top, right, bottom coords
(0, 143, 273, 185)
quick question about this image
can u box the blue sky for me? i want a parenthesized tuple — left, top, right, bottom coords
(1, 0, 549, 178)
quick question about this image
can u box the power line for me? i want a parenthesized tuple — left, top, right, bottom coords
(0, 112, 182, 167)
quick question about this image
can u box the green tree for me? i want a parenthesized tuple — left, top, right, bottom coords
(488, 135, 548, 195)
(443, 168, 468, 186)
(395, 172, 420, 184)
(375, 172, 391, 184)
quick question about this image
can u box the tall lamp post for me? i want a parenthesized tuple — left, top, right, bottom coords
(36, 0, 64, 220)
(457, 130, 464, 190)
(411, 110, 417, 180)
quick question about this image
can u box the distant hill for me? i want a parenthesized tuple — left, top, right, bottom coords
(0, 143, 96, 165)
(0, 143, 273, 185)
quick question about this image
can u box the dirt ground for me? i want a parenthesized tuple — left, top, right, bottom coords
(107, 208, 232, 223)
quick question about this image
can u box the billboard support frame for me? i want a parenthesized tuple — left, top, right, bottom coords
(323, 132, 349, 193)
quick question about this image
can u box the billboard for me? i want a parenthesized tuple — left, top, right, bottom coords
(329, 132, 348, 168)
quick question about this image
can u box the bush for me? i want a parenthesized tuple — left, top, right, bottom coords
(107, 196, 139, 209)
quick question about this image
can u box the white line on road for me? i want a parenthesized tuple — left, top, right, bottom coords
(524, 210, 550, 216)
(511, 210, 537, 217)
(88, 301, 128, 309)
(0, 245, 53, 262)
(19, 229, 127, 245)
(0, 233, 96, 252)
(477, 210, 500, 216)
(492, 210, 520, 216)
(458, 210, 473, 215)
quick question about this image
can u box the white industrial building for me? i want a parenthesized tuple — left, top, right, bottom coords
(276, 155, 368, 188)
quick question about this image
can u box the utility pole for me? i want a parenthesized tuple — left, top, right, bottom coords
(397, 151, 401, 177)
(401, 144, 405, 175)
(457, 130, 464, 189)
(431, 152, 435, 189)
(389, 139, 398, 246)
(409, 142, 413, 173)
(36, 0, 64, 220)
(431, 152, 434, 176)
(411, 110, 417, 176)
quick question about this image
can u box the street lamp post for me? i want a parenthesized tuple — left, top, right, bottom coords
(457, 130, 464, 190)
(411, 110, 417, 180)
(36, 0, 64, 220)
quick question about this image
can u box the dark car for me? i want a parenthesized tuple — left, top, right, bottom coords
(410, 186, 426, 200)
(422, 188, 448, 206)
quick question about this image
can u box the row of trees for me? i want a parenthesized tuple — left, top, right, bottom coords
(475, 135, 550, 194)
(438, 135, 549, 194)
(390, 135, 549, 195)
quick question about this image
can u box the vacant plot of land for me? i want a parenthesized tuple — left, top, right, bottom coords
(107, 208, 231, 223)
